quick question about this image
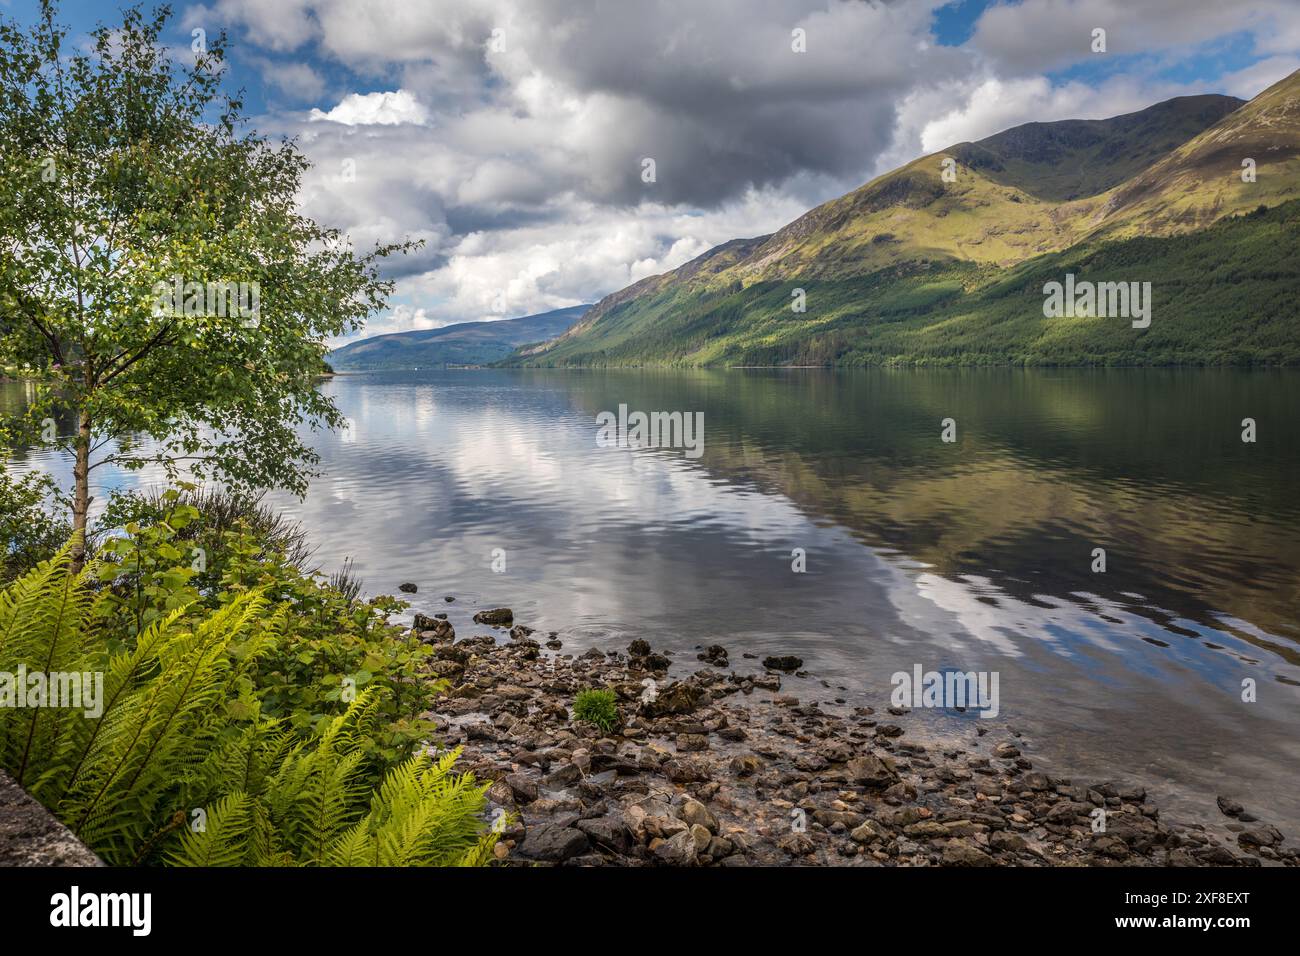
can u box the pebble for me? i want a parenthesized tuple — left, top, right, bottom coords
(424, 628, 1290, 868)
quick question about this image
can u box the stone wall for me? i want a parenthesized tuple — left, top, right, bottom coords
(0, 770, 102, 866)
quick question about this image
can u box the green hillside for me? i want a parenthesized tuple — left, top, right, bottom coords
(955, 94, 1243, 202)
(518, 72, 1300, 368)
(523, 203, 1300, 367)
(331, 305, 588, 369)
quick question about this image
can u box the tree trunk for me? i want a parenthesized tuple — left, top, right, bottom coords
(69, 408, 92, 573)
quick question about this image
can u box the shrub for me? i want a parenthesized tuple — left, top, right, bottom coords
(0, 467, 68, 584)
(93, 489, 437, 769)
(0, 546, 496, 866)
(97, 483, 315, 575)
(573, 688, 619, 733)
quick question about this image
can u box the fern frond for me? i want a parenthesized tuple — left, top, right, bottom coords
(164, 792, 256, 867)
(61, 592, 270, 862)
(260, 693, 378, 864)
(52, 605, 189, 804)
(0, 549, 103, 796)
(328, 750, 498, 867)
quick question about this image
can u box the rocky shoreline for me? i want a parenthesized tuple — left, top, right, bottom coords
(412, 609, 1295, 867)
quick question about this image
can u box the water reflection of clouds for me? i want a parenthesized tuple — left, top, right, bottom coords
(381, 395, 818, 541)
(890, 562, 1300, 694)
(10, 369, 1300, 831)
(13, 372, 1300, 713)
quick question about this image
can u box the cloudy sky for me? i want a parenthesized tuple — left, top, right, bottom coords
(17, 0, 1300, 342)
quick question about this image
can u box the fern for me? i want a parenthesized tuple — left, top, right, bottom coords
(0, 548, 496, 868)
(164, 792, 257, 867)
(326, 748, 498, 867)
(59, 593, 271, 862)
(0, 545, 99, 792)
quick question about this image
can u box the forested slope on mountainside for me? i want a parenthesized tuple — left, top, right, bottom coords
(332, 305, 589, 368)
(516, 72, 1300, 367)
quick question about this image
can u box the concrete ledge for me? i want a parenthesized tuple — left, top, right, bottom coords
(0, 770, 102, 866)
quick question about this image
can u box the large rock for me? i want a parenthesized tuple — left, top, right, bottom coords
(1193, 845, 1238, 865)
(651, 829, 697, 866)
(1217, 795, 1245, 818)
(1092, 835, 1130, 860)
(638, 680, 705, 718)
(990, 831, 1027, 853)
(904, 820, 950, 839)
(0, 771, 101, 866)
(589, 753, 640, 775)
(576, 816, 631, 854)
(473, 608, 514, 626)
(678, 798, 718, 833)
(846, 753, 898, 788)
(689, 824, 712, 854)
(1045, 801, 1088, 823)
(698, 645, 729, 667)
(1098, 810, 1163, 852)
(417, 618, 455, 642)
(663, 758, 710, 784)
(502, 773, 539, 804)
(942, 839, 994, 867)
(541, 763, 583, 790)
(486, 779, 516, 807)
(1238, 825, 1284, 848)
(850, 820, 890, 844)
(518, 823, 590, 862)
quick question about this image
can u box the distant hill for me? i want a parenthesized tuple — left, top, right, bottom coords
(330, 305, 590, 369)
(518, 71, 1300, 367)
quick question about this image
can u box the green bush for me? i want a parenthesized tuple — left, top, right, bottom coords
(0, 544, 496, 867)
(0, 467, 68, 585)
(96, 483, 314, 583)
(93, 488, 438, 769)
(573, 688, 619, 733)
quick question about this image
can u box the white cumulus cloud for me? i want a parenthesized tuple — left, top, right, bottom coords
(182, 0, 1300, 339)
(309, 89, 430, 125)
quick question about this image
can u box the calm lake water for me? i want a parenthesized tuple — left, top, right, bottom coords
(6, 367, 1300, 831)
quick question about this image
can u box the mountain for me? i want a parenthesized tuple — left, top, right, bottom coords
(331, 305, 590, 369)
(519, 71, 1300, 367)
